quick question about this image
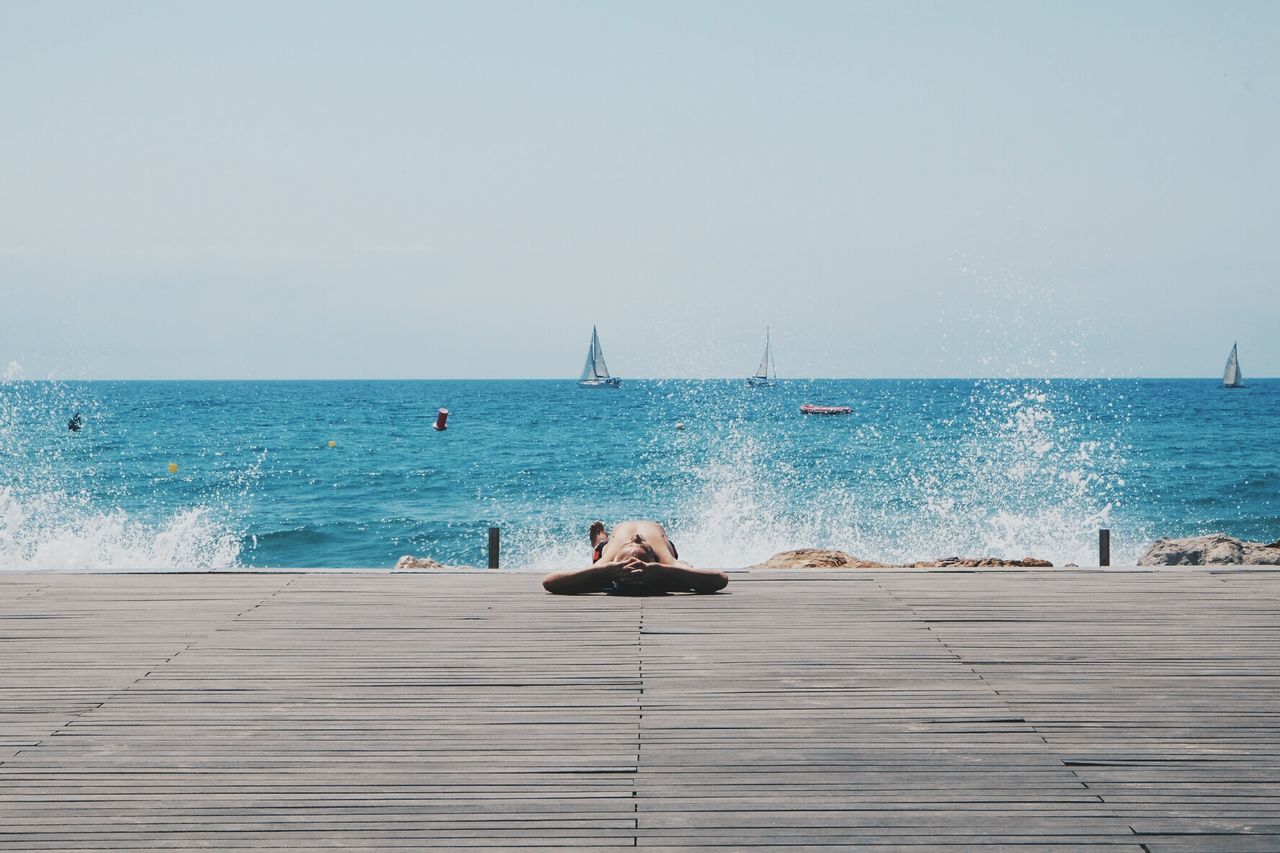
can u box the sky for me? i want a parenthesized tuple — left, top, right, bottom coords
(1, 1, 1277, 379)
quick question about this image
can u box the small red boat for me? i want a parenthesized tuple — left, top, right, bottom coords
(800, 404, 852, 415)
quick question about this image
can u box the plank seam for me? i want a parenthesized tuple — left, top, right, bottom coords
(32, 576, 302, 755)
(634, 597, 643, 846)
(877, 578, 1141, 837)
(13, 582, 52, 602)
(234, 576, 301, 618)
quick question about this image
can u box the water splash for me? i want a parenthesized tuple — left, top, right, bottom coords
(0, 378, 1185, 571)
(507, 380, 1144, 569)
(0, 378, 246, 571)
(878, 381, 1144, 565)
(0, 487, 241, 571)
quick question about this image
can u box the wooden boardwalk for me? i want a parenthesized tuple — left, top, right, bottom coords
(1, 568, 1279, 851)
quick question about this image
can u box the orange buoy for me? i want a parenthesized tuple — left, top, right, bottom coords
(434, 408, 449, 431)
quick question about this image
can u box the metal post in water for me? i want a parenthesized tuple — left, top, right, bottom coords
(1099, 528, 1110, 567)
(488, 526, 500, 569)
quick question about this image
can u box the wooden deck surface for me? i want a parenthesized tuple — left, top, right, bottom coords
(1, 568, 1278, 851)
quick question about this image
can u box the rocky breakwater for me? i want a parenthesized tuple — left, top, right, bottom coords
(1138, 534, 1280, 566)
(756, 549, 1053, 568)
(395, 556, 448, 569)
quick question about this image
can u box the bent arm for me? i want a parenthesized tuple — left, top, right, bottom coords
(655, 564, 729, 593)
(543, 560, 728, 595)
(542, 563, 619, 595)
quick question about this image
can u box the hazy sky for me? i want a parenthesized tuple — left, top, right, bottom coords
(2, 1, 1276, 379)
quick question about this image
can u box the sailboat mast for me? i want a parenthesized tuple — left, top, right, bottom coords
(748, 326, 776, 385)
(581, 327, 599, 381)
(593, 326, 610, 379)
(762, 325, 773, 379)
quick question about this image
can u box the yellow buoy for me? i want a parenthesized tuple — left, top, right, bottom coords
(328, 440, 337, 448)
(167, 462, 178, 474)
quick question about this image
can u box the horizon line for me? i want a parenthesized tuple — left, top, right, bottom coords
(5, 376, 1273, 383)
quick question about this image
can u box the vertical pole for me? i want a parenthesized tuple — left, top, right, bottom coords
(1099, 528, 1110, 567)
(488, 526, 500, 569)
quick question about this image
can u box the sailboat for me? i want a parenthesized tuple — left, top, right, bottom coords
(746, 327, 777, 387)
(1222, 342, 1246, 388)
(578, 326, 621, 388)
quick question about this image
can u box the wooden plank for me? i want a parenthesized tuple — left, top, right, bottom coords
(1, 568, 1278, 848)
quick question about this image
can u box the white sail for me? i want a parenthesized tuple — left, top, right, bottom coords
(580, 340, 597, 381)
(579, 326, 620, 386)
(591, 328, 610, 379)
(1223, 343, 1244, 387)
(754, 349, 770, 379)
(748, 327, 776, 385)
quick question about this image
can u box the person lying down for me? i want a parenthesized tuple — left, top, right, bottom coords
(542, 520, 729, 595)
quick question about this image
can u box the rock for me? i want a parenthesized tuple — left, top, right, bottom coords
(754, 549, 1052, 569)
(908, 557, 1053, 568)
(395, 555, 444, 569)
(754, 549, 887, 569)
(1137, 534, 1280, 566)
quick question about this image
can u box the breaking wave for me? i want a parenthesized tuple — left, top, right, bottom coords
(0, 487, 242, 571)
(0, 376, 245, 571)
(505, 379, 1146, 570)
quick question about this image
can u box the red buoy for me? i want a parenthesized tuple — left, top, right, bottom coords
(434, 408, 449, 431)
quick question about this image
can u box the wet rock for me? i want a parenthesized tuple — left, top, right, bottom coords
(1137, 534, 1280, 566)
(754, 549, 887, 568)
(755, 550, 1052, 569)
(395, 555, 445, 569)
(908, 557, 1053, 568)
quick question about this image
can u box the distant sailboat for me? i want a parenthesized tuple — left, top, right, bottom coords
(1222, 342, 1246, 388)
(747, 327, 776, 387)
(579, 326, 621, 388)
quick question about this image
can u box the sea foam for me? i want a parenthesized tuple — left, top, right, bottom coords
(0, 376, 244, 571)
(0, 486, 242, 571)
(506, 379, 1146, 570)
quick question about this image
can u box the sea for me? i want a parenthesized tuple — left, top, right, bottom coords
(1, 378, 1276, 571)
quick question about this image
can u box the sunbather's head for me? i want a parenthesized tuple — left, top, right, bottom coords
(591, 520, 678, 566)
(616, 536, 660, 564)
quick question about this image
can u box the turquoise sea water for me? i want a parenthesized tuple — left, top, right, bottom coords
(1, 379, 1276, 569)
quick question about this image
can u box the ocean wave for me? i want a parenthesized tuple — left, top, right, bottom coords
(0, 487, 242, 571)
(506, 381, 1146, 569)
(5, 378, 1267, 570)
